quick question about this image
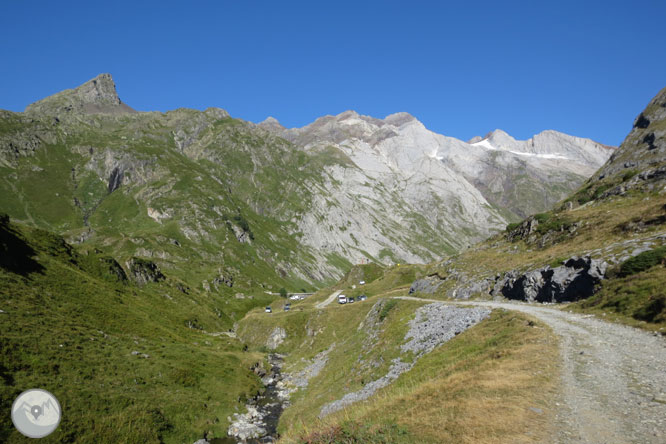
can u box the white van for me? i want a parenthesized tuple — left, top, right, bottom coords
(338, 294, 348, 304)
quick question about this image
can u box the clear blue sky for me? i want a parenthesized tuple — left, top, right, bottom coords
(1, 0, 664, 146)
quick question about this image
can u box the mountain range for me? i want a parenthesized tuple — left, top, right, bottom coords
(0, 74, 613, 291)
(1, 75, 664, 444)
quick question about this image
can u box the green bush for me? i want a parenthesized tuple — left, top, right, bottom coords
(532, 213, 571, 234)
(505, 222, 521, 232)
(619, 247, 666, 277)
(279, 287, 288, 298)
(379, 299, 398, 321)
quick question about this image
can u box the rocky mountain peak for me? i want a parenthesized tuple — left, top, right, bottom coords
(485, 129, 516, 147)
(384, 112, 417, 127)
(258, 116, 285, 132)
(337, 110, 360, 120)
(25, 73, 135, 116)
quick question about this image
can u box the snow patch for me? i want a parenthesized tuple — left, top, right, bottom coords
(471, 139, 570, 160)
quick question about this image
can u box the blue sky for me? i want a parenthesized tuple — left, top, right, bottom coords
(1, 0, 664, 146)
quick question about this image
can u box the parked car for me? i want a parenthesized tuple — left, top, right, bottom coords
(284, 303, 291, 311)
(338, 294, 347, 304)
(358, 294, 367, 301)
(265, 306, 272, 313)
(359, 280, 366, 285)
(289, 295, 301, 300)
(348, 297, 355, 303)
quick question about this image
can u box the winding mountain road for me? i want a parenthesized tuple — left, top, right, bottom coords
(396, 296, 666, 444)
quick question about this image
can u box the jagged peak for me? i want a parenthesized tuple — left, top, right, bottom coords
(258, 116, 285, 132)
(262, 116, 281, 125)
(485, 129, 513, 140)
(25, 73, 134, 116)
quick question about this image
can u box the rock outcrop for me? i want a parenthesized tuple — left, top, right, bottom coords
(265, 327, 286, 350)
(494, 256, 608, 303)
(125, 257, 165, 285)
(319, 303, 490, 417)
(409, 275, 445, 294)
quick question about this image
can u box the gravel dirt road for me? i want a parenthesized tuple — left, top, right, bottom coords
(396, 296, 666, 444)
(315, 290, 342, 309)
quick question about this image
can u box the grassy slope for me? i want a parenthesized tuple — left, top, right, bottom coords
(237, 295, 558, 443)
(0, 111, 344, 296)
(0, 217, 269, 443)
(414, 191, 666, 332)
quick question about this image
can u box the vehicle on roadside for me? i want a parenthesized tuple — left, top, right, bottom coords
(359, 280, 366, 285)
(348, 297, 355, 303)
(289, 295, 301, 300)
(284, 303, 291, 311)
(265, 306, 272, 313)
(358, 294, 367, 301)
(338, 294, 347, 304)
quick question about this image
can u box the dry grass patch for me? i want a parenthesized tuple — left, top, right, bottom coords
(283, 310, 559, 443)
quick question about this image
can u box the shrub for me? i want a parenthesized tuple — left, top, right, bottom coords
(279, 287, 288, 298)
(533, 213, 571, 234)
(505, 222, 520, 232)
(379, 299, 398, 321)
(619, 247, 666, 277)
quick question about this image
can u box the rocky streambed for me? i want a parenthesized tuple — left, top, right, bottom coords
(225, 354, 288, 443)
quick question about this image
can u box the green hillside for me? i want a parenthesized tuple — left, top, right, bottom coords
(0, 214, 270, 443)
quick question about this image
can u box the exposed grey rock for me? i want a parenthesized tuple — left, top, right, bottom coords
(452, 277, 494, 299)
(494, 256, 608, 303)
(108, 166, 124, 193)
(273, 109, 612, 267)
(409, 275, 444, 294)
(401, 304, 491, 356)
(319, 303, 489, 417)
(227, 405, 267, 440)
(281, 344, 334, 395)
(229, 354, 285, 442)
(130, 351, 150, 358)
(212, 273, 233, 289)
(266, 327, 286, 350)
(591, 86, 666, 193)
(231, 224, 251, 244)
(125, 257, 165, 285)
(507, 217, 540, 242)
(258, 116, 286, 132)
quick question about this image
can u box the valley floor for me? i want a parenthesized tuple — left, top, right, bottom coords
(398, 297, 666, 444)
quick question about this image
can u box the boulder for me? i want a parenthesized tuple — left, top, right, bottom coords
(408, 275, 444, 294)
(495, 256, 608, 303)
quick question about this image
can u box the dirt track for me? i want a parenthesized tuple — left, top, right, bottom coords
(315, 290, 342, 309)
(396, 296, 666, 444)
